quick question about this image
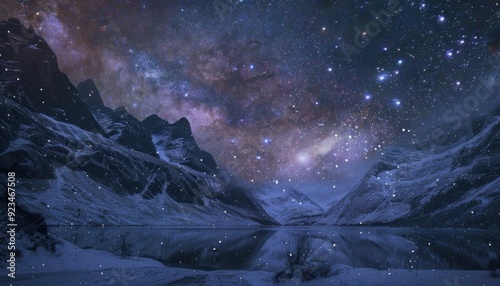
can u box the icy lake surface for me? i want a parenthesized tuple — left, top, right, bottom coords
(49, 226, 500, 272)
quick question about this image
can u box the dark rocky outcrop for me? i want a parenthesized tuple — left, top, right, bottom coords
(0, 19, 103, 134)
(0, 18, 277, 226)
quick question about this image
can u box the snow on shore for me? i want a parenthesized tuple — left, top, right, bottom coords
(3, 239, 497, 286)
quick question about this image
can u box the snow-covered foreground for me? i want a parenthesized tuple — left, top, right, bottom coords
(3, 239, 497, 286)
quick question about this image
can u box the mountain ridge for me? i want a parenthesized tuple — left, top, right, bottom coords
(0, 18, 280, 226)
(319, 100, 500, 229)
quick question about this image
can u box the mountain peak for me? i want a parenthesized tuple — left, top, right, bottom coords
(0, 19, 104, 134)
(142, 114, 169, 132)
(171, 117, 193, 139)
(76, 78, 105, 110)
(7, 18, 22, 26)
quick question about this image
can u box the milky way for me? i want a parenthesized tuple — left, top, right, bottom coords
(2, 0, 498, 200)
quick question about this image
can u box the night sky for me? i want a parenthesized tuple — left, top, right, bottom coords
(2, 0, 499, 202)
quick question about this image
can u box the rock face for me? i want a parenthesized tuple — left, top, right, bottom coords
(319, 100, 500, 229)
(0, 18, 103, 133)
(76, 78, 105, 110)
(76, 79, 159, 157)
(0, 178, 58, 265)
(143, 114, 218, 174)
(0, 19, 277, 226)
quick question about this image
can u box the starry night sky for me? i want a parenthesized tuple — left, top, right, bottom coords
(2, 0, 499, 202)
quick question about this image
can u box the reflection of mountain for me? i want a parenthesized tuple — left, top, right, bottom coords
(53, 227, 275, 271)
(0, 18, 276, 226)
(320, 97, 500, 229)
(51, 226, 500, 271)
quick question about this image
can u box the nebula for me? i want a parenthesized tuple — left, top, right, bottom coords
(1, 0, 498, 201)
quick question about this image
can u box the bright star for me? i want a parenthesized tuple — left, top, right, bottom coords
(377, 73, 389, 82)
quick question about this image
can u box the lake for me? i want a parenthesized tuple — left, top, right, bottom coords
(49, 226, 500, 272)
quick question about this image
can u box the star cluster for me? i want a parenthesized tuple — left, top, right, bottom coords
(2, 0, 498, 200)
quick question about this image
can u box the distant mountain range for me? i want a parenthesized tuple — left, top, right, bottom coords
(0, 18, 322, 228)
(1, 18, 498, 231)
(320, 89, 500, 229)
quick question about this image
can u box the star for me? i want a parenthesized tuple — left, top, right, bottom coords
(0, 0, 496, 199)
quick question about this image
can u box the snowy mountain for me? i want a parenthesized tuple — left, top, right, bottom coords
(76, 79, 158, 157)
(253, 186, 325, 225)
(0, 19, 103, 134)
(319, 97, 500, 229)
(0, 18, 277, 226)
(142, 114, 219, 175)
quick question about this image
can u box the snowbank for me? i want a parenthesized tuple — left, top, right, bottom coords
(4, 239, 497, 286)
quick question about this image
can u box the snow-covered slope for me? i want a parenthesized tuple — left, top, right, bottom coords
(0, 93, 277, 225)
(0, 19, 103, 134)
(319, 100, 500, 229)
(253, 186, 325, 225)
(143, 114, 219, 175)
(0, 19, 277, 226)
(76, 78, 160, 158)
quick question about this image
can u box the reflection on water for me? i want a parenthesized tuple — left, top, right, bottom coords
(49, 226, 500, 272)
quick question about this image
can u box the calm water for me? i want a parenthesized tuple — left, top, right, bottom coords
(49, 226, 500, 272)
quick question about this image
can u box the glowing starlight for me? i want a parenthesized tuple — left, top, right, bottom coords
(377, 73, 390, 82)
(297, 153, 310, 164)
(5, 0, 493, 187)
